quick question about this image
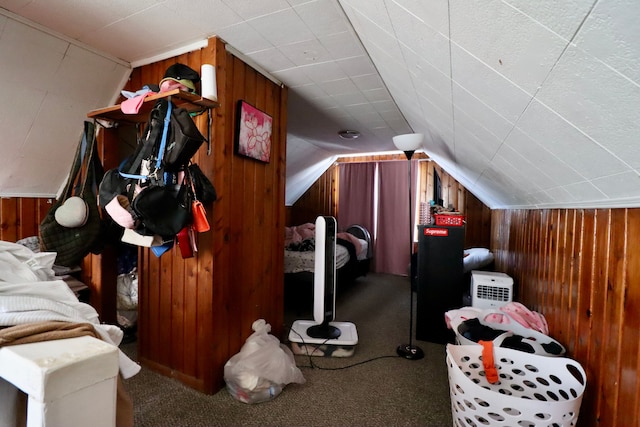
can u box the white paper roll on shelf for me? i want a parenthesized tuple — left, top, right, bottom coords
(201, 64, 217, 101)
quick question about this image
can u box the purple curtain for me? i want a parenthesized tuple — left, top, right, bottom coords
(375, 161, 411, 275)
(338, 160, 418, 276)
(337, 163, 376, 235)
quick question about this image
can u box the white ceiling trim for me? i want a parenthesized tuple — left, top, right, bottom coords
(130, 39, 209, 68)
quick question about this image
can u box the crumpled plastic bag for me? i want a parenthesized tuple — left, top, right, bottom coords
(224, 319, 305, 404)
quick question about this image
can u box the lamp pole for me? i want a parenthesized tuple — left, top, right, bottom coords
(396, 149, 424, 360)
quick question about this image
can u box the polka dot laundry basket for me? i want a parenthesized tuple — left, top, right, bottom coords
(446, 344, 586, 426)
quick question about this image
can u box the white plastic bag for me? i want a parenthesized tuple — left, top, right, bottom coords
(224, 319, 305, 404)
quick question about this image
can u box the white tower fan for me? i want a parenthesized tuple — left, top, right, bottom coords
(288, 216, 358, 348)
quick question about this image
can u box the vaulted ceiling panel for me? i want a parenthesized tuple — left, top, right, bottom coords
(535, 46, 640, 169)
(503, 127, 585, 187)
(516, 100, 631, 181)
(388, 2, 451, 77)
(450, 44, 531, 125)
(0, 0, 638, 208)
(503, 0, 595, 41)
(561, 181, 607, 204)
(450, 83, 513, 143)
(249, 8, 315, 47)
(591, 171, 640, 201)
(450, 0, 567, 95)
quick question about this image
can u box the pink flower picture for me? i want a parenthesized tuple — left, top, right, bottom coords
(235, 101, 272, 163)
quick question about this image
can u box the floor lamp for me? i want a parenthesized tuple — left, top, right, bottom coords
(393, 133, 425, 360)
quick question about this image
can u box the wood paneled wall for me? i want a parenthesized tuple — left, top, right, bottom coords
(418, 160, 466, 214)
(118, 37, 287, 393)
(0, 197, 50, 241)
(463, 191, 492, 249)
(492, 209, 640, 426)
(286, 163, 338, 226)
(288, 156, 491, 249)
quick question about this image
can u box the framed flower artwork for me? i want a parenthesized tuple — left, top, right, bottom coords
(234, 100, 272, 163)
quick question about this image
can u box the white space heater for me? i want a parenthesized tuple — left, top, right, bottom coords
(471, 270, 514, 309)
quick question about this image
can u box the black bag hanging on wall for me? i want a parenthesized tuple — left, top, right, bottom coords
(131, 181, 191, 237)
(100, 98, 208, 241)
(40, 121, 105, 267)
(164, 106, 207, 171)
(188, 163, 217, 204)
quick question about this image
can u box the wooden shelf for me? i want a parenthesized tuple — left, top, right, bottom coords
(87, 89, 219, 123)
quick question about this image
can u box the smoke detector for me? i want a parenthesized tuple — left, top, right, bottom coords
(338, 130, 360, 140)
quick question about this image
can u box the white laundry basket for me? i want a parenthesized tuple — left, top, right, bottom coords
(446, 344, 586, 427)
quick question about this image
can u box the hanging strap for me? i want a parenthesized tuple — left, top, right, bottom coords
(479, 340, 499, 384)
(61, 129, 86, 201)
(119, 99, 172, 180)
(155, 100, 172, 169)
(185, 164, 199, 202)
(79, 121, 100, 195)
(62, 121, 96, 201)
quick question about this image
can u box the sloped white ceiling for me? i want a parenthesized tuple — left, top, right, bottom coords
(0, 0, 638, 209)
(0, 12, 130, 197)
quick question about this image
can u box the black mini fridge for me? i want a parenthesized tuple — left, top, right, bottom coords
(415, 224, 464, 344)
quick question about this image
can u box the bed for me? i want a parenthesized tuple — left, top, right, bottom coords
(283, 223, 372, 311)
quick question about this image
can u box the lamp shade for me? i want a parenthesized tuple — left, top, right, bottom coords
(392, 133, 424, 151)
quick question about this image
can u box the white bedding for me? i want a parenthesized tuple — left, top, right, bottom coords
(284, 238, 367, 274)
(0, 241, 140, 379)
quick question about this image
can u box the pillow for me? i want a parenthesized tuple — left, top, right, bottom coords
(465, 247, 490, 255)
(463, 248, 494, 273)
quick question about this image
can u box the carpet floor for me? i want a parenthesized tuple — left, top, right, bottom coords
(120, 273, 453, 426)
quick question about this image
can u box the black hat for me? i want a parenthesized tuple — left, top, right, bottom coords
(160, 63, 200, 92)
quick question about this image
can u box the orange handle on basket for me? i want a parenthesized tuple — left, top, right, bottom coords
(479, 340, 499, 384)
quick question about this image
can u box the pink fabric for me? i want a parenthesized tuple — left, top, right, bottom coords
(336, 232, 363, 257)
(445, 307, 482, 329)
(284, 224, 364, 257)
(160, 80, 190, 93)
(105, 196, 135, 229)
(445, 303, 549, 335)
(284, 223, 315, 247)
(121, 92, 155, 114)
(483, 312, 512, 325)
(500, 302, 548, 335)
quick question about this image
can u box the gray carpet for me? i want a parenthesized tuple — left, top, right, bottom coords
(121, 273, 453, 426)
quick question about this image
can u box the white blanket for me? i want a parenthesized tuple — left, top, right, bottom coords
(0, 241, 140, 379)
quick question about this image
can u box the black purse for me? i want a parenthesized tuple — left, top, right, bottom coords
(164, 106, 207, 171)
(188, 163, 217, 204)
(131, 182, 191, 237)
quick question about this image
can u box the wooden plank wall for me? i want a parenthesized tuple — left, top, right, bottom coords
(288, 156, 491, 249)
(120, 36, 287, 393)
(286, 163, 338, 226)
(463, 191, 492, 249)
(492, 208, 640, 426)
(0, 197, 50, 241)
